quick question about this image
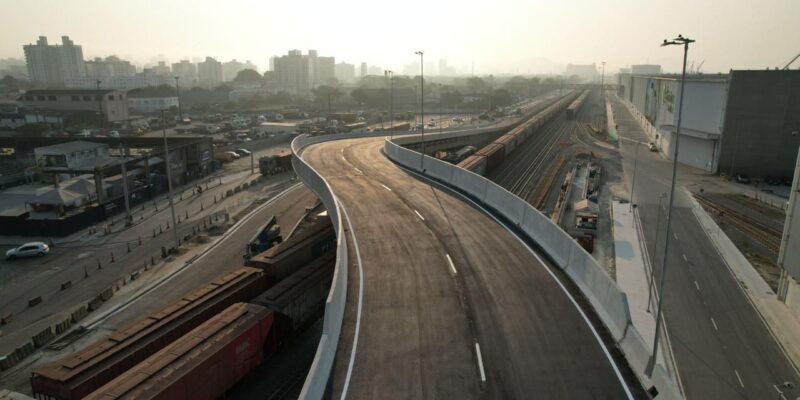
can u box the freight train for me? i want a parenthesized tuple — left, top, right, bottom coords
(565, 90, 590, 120)
(30, 268, 270, 400)
(83, 256, 334, 400)
(459, 90, 582, 176)
(31, 209, 337, 400)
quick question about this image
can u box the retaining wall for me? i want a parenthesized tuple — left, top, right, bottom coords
(384, 138, 682, 399)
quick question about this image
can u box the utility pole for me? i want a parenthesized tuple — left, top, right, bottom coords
(174, 76, 183, 123)
(601, 61, 606, 99)
(161, 109, 180, 250)
(630, 140, 640, 211)
(95, 80, 104, 128)
(647, 192, 667, 312)
(119, 144, 132, 225)
(646, 34, 695, 378)
(415, 51, 425, 169)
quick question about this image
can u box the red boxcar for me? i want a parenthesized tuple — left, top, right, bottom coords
(84, 303, 276, 400)
(30, 267, 268, 400)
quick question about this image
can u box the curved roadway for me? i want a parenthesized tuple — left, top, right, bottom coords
(302, 137, 641, 399)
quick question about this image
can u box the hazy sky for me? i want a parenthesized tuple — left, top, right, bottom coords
(1, 0, 798, 75)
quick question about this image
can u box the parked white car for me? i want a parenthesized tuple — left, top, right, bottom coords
(6, 242, 50, 259)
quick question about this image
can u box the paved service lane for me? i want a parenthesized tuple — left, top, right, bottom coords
(302, 137, 640, 399)
(612, 94, 800, 399)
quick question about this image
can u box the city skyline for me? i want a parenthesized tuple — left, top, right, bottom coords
(1, 0, 798, 75)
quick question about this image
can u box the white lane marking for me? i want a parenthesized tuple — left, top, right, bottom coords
(354, 167, 363, 174)
(711, 317, 718, 331)
(673, 233, 678, 240)
(340, 201, 365, 400)
(414, 210, 425, 221)
(446, 254, 458, 275)
(682, 254, 688, 262)
(474, 341, 487, 382)
(399, 166, 634, 399)
(694, 281, 700, 291)
(734, 369, 744, 388)
(381, 184, 392, 192)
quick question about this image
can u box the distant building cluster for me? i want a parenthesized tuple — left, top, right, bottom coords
(20, 36, 258, 90)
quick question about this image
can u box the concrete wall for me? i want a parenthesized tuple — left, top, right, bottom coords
(718, 70, 800, 179)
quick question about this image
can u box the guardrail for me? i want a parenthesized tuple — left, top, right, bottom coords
(384, 138, 682, 399)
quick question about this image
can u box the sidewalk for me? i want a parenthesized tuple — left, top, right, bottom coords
(612, 201, 677, 378)
(684, 187, 800, 374)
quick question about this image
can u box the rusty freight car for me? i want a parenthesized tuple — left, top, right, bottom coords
(30, 267, 268, 400)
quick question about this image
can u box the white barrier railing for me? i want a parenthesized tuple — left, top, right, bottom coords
(385, 138, 682, 399)
(293, 131, 417, 399)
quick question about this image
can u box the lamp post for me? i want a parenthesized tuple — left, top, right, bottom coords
(645, 34, 695, 378)
(415, 51, 424, 169)
(95, 80, 104, 128)
(630, 139, 640, 211)
(161, 109, 180, 250)
(174, 76, 183, 123)
(647, 192, 667, 312)
(600, 61, 606, 99)
(385, 70, 393, 139)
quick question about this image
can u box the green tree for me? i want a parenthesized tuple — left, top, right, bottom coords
(232, 69, 263, 85)
(490, 89, 513, 108)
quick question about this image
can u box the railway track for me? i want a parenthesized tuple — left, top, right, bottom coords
(695, 194, 782, 254)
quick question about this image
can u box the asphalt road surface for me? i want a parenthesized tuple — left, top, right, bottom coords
(301, 137, 640, 399)
(0, 182, 318, 394)
(612, 94, 800, 399)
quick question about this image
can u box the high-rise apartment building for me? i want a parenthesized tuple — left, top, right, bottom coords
(360, 62, 367, 78)
(197, 57, 223, 86)
(335, 62, 355, 82)
(222, 59, 257, 82)
(153, 61, 171, 76)
(171, 60, 197, 86)
(85, 56, 136, 78)
(23, 36, 86, 86)
(273, 49, 335, 95)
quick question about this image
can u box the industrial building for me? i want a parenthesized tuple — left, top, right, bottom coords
(618, 69, 800, 178)
(18, 88, 130, 122)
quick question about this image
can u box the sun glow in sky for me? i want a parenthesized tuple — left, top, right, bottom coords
(1, 0, 798, 74)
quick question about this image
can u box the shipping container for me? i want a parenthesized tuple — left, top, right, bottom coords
(246, 211, 335, 281)
(84, 303, 276, 400)
(30, 268, 268, 400)
(252, 253, 335, 335)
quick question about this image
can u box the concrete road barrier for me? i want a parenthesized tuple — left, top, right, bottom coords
(87, 297, 103, 311)
(54, 318, 72, 335)
(28, 296, 42, 307)
(99, 287, 113, 301)
(71, 305, 88, 323)
(32, 327, 54, 347)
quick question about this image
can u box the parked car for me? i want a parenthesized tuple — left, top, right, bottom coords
(234, 148, 251, 156)
(781, 176, 792, 186)
(6, 242, 50, 259)
(648, 142, 658, 152)
(765, 176, 780, 185)
(226, 151, 241, 159)
(735, 173, 751, 184)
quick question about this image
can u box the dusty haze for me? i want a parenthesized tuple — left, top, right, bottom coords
(1, 0, 798, 74)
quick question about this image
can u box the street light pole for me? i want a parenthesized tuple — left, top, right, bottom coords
(415, 51, 425, 169)
(630, 140, 640, 211)
(647, 192, 667, 312)
(174, 76, 183, 123)
(95, 80, 104, 128)
(385, 70, 393, 139)
(646, 34, 695, 378)
(601, 61, 606, 99)
(161, 109, 180, 250)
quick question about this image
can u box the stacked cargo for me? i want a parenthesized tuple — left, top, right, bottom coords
(566, 90, 590, 120)
(84, 303, 276, 400)
(29, 267, 268, 400)
(246, 211, 336, 280)
(459, 90, 583, 176)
